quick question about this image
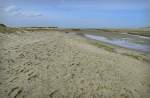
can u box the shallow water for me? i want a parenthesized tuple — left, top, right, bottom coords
(84, 32, 150, 53)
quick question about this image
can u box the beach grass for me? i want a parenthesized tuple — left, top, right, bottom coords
(0, 26, 18, 33)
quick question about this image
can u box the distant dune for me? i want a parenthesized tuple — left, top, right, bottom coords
(0, 24, 7, 27)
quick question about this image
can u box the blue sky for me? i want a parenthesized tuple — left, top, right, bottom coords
(0, 0, 150, 28)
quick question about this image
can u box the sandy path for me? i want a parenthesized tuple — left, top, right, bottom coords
(0, 31, 150, 98)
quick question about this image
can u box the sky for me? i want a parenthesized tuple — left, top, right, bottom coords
(0, 0, 150, 28)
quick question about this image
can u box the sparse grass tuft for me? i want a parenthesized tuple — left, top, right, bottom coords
(122, 53, 142, 60)
(0, 26, 17, 33)
(71, 29, 81, 31)
(90, 41, 115, 52)
(122, 53, 150, 63)
(127, 31, 150, 37)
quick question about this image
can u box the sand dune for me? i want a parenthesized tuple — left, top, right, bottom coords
(0, 31, 150, 98)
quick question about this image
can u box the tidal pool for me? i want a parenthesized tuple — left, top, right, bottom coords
(84, 32, 150, 53)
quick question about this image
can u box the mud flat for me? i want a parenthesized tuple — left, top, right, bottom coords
(0, 30, 150, 98)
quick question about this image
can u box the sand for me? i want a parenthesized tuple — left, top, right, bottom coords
(0, 31, 150, 98)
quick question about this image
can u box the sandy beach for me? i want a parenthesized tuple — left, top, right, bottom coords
(0, 30, 150, 98)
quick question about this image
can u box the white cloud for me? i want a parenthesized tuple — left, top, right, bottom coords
(3, 5, 42, 18)
(4, 5, 19, 12)
(15, 11, 42, 17)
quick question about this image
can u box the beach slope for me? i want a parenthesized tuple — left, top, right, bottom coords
(0, 30, 150, 98)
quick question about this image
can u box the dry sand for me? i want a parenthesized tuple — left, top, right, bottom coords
(0, 31, 150, 98)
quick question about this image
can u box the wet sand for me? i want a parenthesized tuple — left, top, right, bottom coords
(0, 30, 150, 98)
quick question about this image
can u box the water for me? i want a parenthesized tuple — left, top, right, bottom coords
(84, 32, 150, 53)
